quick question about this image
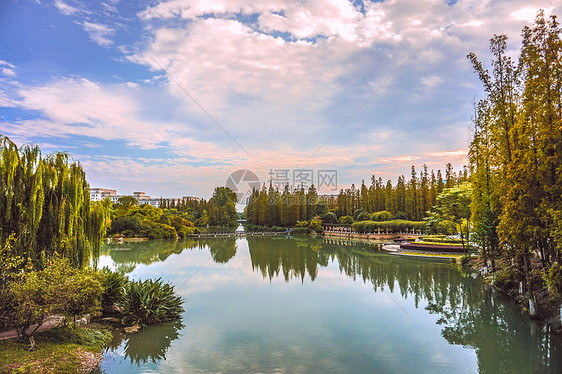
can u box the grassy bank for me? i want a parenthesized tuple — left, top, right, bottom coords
(0, 325, 112, 374)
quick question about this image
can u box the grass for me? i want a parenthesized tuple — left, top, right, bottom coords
(0, 325, 112, 374)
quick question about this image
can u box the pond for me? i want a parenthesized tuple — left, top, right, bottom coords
(97, 236, 562, 373)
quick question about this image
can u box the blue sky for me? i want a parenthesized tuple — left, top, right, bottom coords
(0, 0, 558, 200)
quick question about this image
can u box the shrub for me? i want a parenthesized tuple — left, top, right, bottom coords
(353, 209, 366, 221)
(543, 262, 562, 297)
(351, 220, 426, 233)
(493, 267, 519, 290)
(321, 212, 337, 224)
(293, 227, 311, 235)
(100, 268, 128, 312)
(371, 211, 392, 221)
(309, 218, 323, 233)
(338, 215, 354, 225)
(4, 257, 103, 346)
(119, 278, 184, 327)
(356, 211, 371, 221)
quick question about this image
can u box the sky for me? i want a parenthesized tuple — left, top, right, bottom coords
(0, 0, 559, 201)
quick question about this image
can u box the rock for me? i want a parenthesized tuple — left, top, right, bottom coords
(124, 324, 140, 334)
(76, 314, 91, 326)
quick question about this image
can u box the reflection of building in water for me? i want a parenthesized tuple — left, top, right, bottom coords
(89, 187, 201, 207)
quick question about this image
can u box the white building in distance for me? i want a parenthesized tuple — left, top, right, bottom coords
(89, 188, 201, 208)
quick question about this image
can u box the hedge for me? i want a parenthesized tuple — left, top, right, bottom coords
(351, 220, 426, 233)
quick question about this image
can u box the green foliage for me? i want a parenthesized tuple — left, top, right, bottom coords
(338, 215, 354, 225)
(321, 212, 337, 224)
(100, 267, 128, 311)
(0, 135, 110, 269)
(425, 182, 472, 253)
(3, 257, 103, 339)
(40, 325, 112, 348)
(460, 254, 471, 266)
(0, 326, 112, 373)
(245, 223, 288, 232)
(468, 11, 562, 288)
(351, 220, 426, 233)
(309, 218, 323, 233)
(353, 209, 366, 221)
(356, 211, 371, 221)
(109, 205, 196, 239)
(293, 227, 311, 235)
(492, 267, 520, 290)
(419, 235, 463, 244)
(543, 262, 562, 297)
(119, 278, 184, 327)
(371, 211, 392, 221)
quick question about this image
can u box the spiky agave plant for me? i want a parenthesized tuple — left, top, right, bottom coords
(119, 278, 184, 327)
(99, 267, 128, 312)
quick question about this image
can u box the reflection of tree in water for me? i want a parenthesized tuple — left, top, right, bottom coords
(246, 236, 562, 372)
(121, 320, 184, 365)
(426, 280, 562, 373)
(102, 238, 236, 272)
(102, 236, 562, 372)
(208, 239, 237, 263)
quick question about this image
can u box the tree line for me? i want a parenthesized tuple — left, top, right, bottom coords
(468, 11, 562, 297)
(244, 163, 468, 227)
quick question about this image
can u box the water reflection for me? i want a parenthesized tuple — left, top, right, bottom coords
(102, 320, 184, 371)
(100, 237, 562, 373)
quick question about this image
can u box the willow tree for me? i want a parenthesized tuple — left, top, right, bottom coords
(0, 135, 109, 268)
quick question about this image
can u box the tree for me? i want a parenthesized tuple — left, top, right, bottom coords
(430, 182, 472, 254)
(0, 136, 109, 269)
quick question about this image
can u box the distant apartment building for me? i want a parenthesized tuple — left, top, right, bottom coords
(89, 188, 117, 201)
(88, 188, 201, 207)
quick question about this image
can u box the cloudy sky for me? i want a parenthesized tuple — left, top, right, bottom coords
(0, 0, 559, 200)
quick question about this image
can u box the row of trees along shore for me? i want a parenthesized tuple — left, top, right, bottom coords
(244, 163, 468, 227)
(468, 12, 562, 301)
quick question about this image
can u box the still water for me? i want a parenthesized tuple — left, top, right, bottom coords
(97, 236, 562, 373)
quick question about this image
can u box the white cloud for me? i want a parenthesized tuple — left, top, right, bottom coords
(511, 6, 554, 23)
(53, 0, 86, 16)
(1, 68, 15, 77)
(82, 21, 114, 47)
(421, 75, 442, 88)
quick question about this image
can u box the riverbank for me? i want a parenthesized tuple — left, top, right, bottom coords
(0, 325, 112, 373)
(467, 257, 562, 334)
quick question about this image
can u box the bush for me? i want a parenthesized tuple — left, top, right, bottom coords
(3, 257, 103, 345)
(371, 211, 392, 221)
(100, 268, 128, 312)
(356, 211, 371, 221)
(309, 218, 323, 233)
(393, 211, 407, 220)
(351, 220, 426, 233)
(293, 227, 311, 235)
(338, 215, 354, 225)
(544, 262, 562, 297)
(119, 278, 184, 327)
(493, 267, 519, 290)
(353, 209, 366, 221)
(321, 212, 337, 224)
